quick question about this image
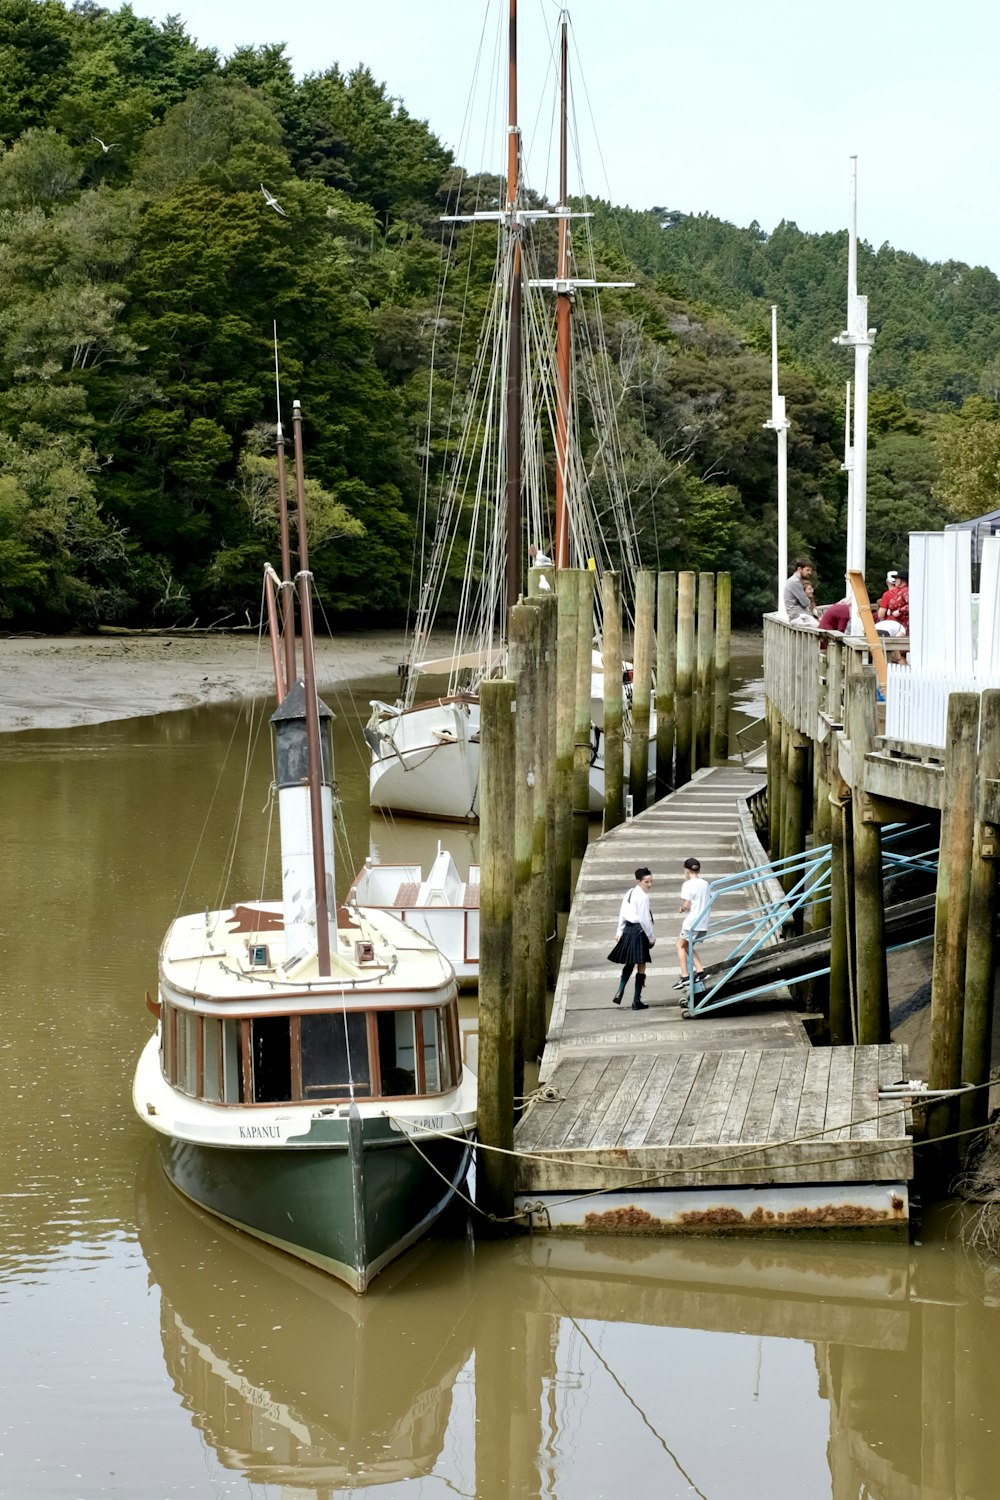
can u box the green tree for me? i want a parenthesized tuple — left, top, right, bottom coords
(933, 396, 1000, 520)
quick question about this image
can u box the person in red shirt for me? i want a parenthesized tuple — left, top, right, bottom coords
(818, 598, 851, 632)
(879, 571, 909, 634)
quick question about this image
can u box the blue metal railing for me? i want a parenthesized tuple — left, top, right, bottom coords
(680, 824, 937, 1016)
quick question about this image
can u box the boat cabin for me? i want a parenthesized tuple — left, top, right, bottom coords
(159, 999, 462, 1106)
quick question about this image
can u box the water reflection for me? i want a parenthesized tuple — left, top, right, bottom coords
(135, 1148, 476, 1490)
(135, 1144, 1000, 1499)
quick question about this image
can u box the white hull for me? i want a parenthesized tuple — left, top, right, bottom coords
(367, 664, 656, 821)
(367, 698, 480, 821)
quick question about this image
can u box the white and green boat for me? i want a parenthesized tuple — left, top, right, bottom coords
(133, 400, 476, 1293)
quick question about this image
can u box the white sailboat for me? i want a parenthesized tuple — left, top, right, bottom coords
(367, 2, 654, 823)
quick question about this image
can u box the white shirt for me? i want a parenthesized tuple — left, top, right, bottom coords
(616, 885, 655, 944)
(680, 875, 711, 934)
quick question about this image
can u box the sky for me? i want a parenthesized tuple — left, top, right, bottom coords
(138, 0, 1000, 273)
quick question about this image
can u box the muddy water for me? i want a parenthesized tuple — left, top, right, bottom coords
(2, 650, 993, 1498)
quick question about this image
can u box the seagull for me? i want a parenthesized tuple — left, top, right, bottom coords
(260, 183, 287, 218)
(92, 135, 118, 153)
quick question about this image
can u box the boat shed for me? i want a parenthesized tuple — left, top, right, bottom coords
(945, 506, 1000, 588)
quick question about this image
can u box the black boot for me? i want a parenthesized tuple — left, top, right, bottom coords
(631, 973, 648, 1010)
(613, 963, 634, 1004)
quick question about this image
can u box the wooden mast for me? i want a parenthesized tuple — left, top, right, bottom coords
(274, 323, 297, 692)
(553, 14, 571, 570)
(504, 0, 522, 610)
(291, 399, 332, 976)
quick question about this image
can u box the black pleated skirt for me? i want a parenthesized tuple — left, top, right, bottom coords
(607, 921, 651, 966)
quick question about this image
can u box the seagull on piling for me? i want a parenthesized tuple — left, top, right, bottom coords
(92, 135, 119, 153)
(260, 183, 287, 217)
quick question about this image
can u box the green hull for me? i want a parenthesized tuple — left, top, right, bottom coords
(160, 1109, 472, 1292)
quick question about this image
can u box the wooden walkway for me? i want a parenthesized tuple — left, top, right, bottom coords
(514, 765, 913, 1228)
(541, 765, 804, 1076)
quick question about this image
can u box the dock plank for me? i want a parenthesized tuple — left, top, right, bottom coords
(826, 1048, 857, 1141)
(795, 1048, 833, 1140)
(691, 1050, 746, 1144)
(740, 1051, 786, 1142)
(851, 1046, 882, 1141)
(614, 1054, 682, 1148)
(636, 1052, 703, 1147)
(562, 1057, 633, 1149)
(718, 1051, 763, 1144)
(669, 1053, 724, 1146)
(591, 1056, 659, 1147)
(768, 1050, 809, 1141)
(524, 1058, 609, 1149)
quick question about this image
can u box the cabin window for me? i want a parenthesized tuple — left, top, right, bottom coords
(161, 1005, 175, 1080)
(422, 1009, 442, 1091)
(222, 1020, 241, 1102)
(201, 1017, 222, 1102)
(300, 1012, 371, 1098)
(251, 1016, 292, 1103)
(173, 1010, 198, 1096)
(377, 1010, 417, 1096)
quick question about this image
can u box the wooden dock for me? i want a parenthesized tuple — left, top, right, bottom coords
(514, 765, 913, 1233)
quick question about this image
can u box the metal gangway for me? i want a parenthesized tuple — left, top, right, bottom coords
(680, 825, 939, 1017)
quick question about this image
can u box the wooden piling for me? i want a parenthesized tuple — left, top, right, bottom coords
(601, 571, 625, 832)
(537, 592, 560, 991)
(712, 571, 731, 763)
(695, 571, 715, 769)
(629, 570, 655, 812)
(776, 714, 789, 864)
(766, 702, 780, 855)
(476, 677, 516, 1222)
(508, 603, 541, 1097)
(828, 791, 852, 1045)
(782, 731, 808, 915)
(655, 570, 676, 796)
(812, 739, 833, 930)
(929, 692, 980, 1096)
(675, 571, 695, 787)
(961, 689, 1000, 1135)
(847, 669, 889, 1046)
(573, 568, 595, 857)
(554, 569, 579, 912)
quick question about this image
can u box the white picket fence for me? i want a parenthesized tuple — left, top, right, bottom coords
(883, 667, 1000, 748)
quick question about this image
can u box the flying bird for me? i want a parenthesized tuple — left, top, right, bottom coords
(260, 183, 287, 218)
(92, 135, 118, 153)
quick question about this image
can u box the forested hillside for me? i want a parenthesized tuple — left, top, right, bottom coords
(0, 0, 997, 630)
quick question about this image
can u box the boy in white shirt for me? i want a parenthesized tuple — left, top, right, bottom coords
(674, 857, 710, 992)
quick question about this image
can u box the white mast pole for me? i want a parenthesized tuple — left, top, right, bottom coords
(841, 380, 854, 596)
(764, 303, 790, 617)
(834, 156, 875, 611)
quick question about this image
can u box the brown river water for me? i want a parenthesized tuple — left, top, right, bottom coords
(1, 654, 997, 1498)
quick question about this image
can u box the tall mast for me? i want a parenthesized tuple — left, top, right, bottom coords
(291, 400, 332, 976)
(834, 156, 875, 599)
(763, 304, 790, 616)
(274, 324, 296, 691)
(504, 0, 523, 610)
(553, 14, 571, 569)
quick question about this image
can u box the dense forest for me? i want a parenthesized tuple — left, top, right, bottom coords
(1, 0, 998, 630)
